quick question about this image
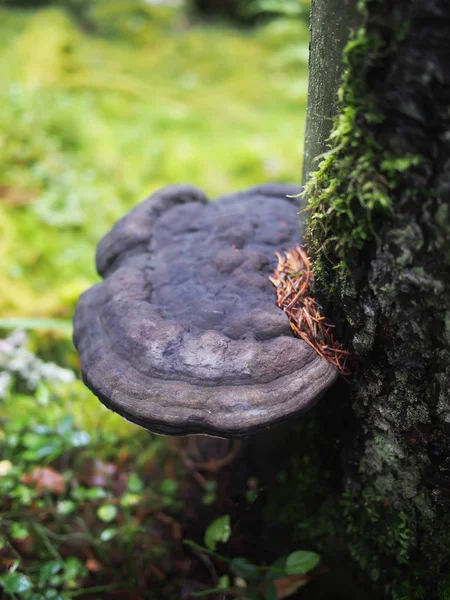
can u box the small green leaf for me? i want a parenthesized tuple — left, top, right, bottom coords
(286, 550, 320, 575)
(86, 487, 106, 500)
(218, 575, 230, 589)
(100, 528, 117, 542)
(204, 480, 217, 492)
(36, 383, 50, 406)
(264, 580, 278, 600)
(57, 416, 74, 435)
(202, 492, 216, 505)
(230, 557, 261, 581)
(97, 504, 117, 523)
(68, 431, 90, 448)
(57, 500, 76, 515)
(11, 523, 29, 540)
(22, 432, 45, 449)
(39, 561, 63, 585)
(1, 572, 33, 593)
(203, 481, 217, 504)
(160, 479, 178, 496)
(246, 489, 258, 504)
(49, 573, 64, 587)
(204, 515, 231, 551)
(64, 557, 86, 581)
(266, 555, 288, 580)
(9, 560, 20, 574)
(120, 493, 140, 507)
(127, 472, 144, 493)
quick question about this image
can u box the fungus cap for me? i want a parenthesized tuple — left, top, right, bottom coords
(73, 183, 338, 438)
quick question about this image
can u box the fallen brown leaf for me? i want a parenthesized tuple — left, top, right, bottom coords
(22, 466, 65, 495)
(275, 574, 308, 599)
(85, 558, 104, 572)
(80, 459, 118, 487)
(0, 185, 37, 206)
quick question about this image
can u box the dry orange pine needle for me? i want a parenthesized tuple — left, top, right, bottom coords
(269, 245, 351, 377)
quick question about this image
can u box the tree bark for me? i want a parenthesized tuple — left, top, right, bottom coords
(301, 0, 361, 184)
(293, 0, 450, 597)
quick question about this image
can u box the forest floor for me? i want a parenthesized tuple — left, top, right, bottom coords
(0, 3, 314, 599)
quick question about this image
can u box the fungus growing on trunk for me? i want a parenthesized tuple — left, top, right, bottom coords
(73, 183, 338, 438)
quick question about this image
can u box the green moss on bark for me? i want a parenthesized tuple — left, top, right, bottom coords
(303, 19, 421, 292)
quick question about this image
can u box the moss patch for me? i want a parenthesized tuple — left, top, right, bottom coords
(303, 16, 421, 293)
(341, 487, 415, 579)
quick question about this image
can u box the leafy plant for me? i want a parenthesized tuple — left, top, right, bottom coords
(185, 515, 321, 599)
(204, 515, 231, 550)
(0, 331, 185, 598)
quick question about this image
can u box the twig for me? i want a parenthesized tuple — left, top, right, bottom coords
(194, 440, 242, 473)
(270, 246, 351, 377)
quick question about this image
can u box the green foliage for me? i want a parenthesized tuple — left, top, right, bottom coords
(0, 332, 184, 598)
(392, 578, 427, 600)
(204, 515, 231, 550)
(0, 566, 33, 596)
(186, 517, 319, 598)
(341, 487, 416, 579)
(285, 550, 320, 574)
(263, 421, 420, 598)
(202, 479, 217, 505)
(304, 25, 421, 286)
(96, 504, 118, 523)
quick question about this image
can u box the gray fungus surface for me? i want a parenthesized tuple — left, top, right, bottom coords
(73, 183, 338, 437)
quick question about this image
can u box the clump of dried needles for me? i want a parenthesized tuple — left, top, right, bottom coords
(270, 245, 351, 377)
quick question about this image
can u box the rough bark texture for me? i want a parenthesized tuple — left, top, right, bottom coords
(301, 0, 361, 185)
(297, 0, 450, 597)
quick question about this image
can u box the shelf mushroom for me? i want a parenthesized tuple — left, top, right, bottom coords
(73, 183, 338, 438)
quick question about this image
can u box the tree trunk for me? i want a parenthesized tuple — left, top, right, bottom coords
(301, 0, 361, 184)
(288, 0, 450, 597)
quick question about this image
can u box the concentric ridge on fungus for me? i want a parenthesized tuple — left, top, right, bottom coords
(73, 183, 339, 438)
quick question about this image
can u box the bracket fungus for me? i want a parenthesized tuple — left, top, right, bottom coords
(73, 183, 338, 438)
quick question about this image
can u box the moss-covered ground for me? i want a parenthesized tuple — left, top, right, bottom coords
(0, 2, 308, 319)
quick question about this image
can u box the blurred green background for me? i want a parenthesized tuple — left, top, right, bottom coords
(0, 0, 309, 319)
(0, 1, 311, 598)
